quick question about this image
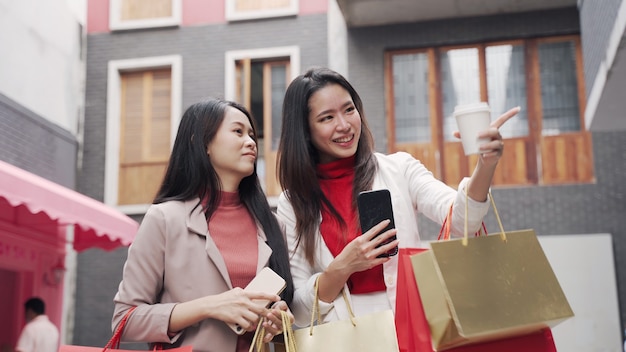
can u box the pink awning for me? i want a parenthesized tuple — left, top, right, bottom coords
(0, 160, 138, 251)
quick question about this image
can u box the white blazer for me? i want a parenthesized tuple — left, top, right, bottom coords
(277, 152, 490, 327)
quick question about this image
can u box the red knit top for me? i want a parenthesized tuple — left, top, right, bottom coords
(207, 191, 258, 352)
(317, 156, 386, 294)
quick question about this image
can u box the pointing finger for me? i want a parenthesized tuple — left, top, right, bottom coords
(490, 106, 520, 129)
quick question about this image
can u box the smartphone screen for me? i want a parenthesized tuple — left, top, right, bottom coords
(357, 189, 398, 257)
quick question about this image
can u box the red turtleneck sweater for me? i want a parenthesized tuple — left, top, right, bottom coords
(317, 156, 386, 294)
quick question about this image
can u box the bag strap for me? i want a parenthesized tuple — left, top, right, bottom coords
(437, 202, 487, 241)
(461, 189, 507, 246)
(437, 202, 455, 241)
(104, 306, 137, 350)
(248, 311, 297, 352)
(308, 275, 356, 336)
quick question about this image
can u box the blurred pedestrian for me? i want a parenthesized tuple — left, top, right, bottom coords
(15, 297, 59, 352)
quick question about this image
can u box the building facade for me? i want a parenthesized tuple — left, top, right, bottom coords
(78, 0, 626, 350)
(0, 0, 138, 350)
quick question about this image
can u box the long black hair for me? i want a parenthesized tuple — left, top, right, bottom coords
(277, 67, 378, 266)
(154, 98, 293, 304)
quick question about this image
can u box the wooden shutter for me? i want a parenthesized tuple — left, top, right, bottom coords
(235, 0, 291, 12)
(118, 68, 171, 205)
(121, 0, 172, 21)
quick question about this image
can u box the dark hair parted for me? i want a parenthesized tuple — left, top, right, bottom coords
(154, 98, 293, 304)
(277, 67, 378, 266)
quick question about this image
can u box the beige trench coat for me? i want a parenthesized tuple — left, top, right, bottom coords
(113, 198, 275, 352)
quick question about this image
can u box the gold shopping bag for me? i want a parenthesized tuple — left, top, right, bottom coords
(411, 193, 574, 351)
(291, 276, 400, 352)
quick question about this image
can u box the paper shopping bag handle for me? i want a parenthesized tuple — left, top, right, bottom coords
(106, 306, 137, 350)
(309, 275, 357, 336)
(462, 189, 507, 246)
(438, 201, 487, 241)
(249, 310, 296, 352)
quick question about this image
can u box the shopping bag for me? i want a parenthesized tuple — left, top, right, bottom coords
(447, 328, 556, 352)
(411, 192, 573, 350)
(395, 251, 558, 352)
(395, 247, 433, 352)
(291, 276, 400, 352)
(60, 307, 193, 352)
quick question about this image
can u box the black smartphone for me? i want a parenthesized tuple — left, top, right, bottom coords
(357, 189, 398, 257)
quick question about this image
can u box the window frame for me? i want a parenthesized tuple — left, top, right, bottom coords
(225, 46, 300, 102)
(225, 0, 298, 22)
(109, 0, 182, 31)
(385, 35, 593, 186)
(105, 55, 182, 214)
(225, 46, 300, 204)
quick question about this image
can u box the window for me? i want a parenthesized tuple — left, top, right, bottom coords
(118, 69, 171, 206)
(106, 56, 182, 214)
(385, 36, 593, 186)
(226, 0, 298, 22)
(110, 0, 181, 31)
(225, 47, 300, 200)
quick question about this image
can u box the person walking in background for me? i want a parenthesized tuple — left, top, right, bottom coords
(276, 67, 518, 327)
(113, 98, 294, 351)
(15, 297, 59, 352)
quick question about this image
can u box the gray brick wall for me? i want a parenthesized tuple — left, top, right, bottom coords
(0, 92, 77, 187)
(579, 0, 623, 97)
(75, 13, 328, 346)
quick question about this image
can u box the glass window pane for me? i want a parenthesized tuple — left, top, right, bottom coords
(538, 41, 581, 135)
(250, 63, 264, 137)
(486, 44, 528, 138)
(392, 53, 431, 143)
(270, 65, 286, 150)
(440, 48, 481, 141)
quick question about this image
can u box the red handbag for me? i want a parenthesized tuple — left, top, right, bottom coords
(59, 307, 193, 352)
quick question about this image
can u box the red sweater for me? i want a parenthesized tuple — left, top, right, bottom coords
(317, 156, 386, 294)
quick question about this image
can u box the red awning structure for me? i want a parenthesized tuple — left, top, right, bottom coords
(0, 160, 138, 251)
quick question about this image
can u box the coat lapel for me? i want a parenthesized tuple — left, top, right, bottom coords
(185, 198, 276, 288)
(256, 227, 272, 273)
(185, 199, 233, 289)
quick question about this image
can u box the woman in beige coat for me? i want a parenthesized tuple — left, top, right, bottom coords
(113, 98, 294, 351)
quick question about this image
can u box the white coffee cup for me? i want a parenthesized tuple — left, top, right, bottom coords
(453, 102, 491, 155)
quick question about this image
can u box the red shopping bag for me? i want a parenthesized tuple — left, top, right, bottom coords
(395, 247, 433, 352)
(447, 328, 556, 352)
(60, 307, 193, 352)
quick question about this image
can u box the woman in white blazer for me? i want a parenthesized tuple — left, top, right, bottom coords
(276, 67, 518, 327)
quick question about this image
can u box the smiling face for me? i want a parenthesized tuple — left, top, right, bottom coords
(206, 106, 257, 190)
(308, 83, 362, 164)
